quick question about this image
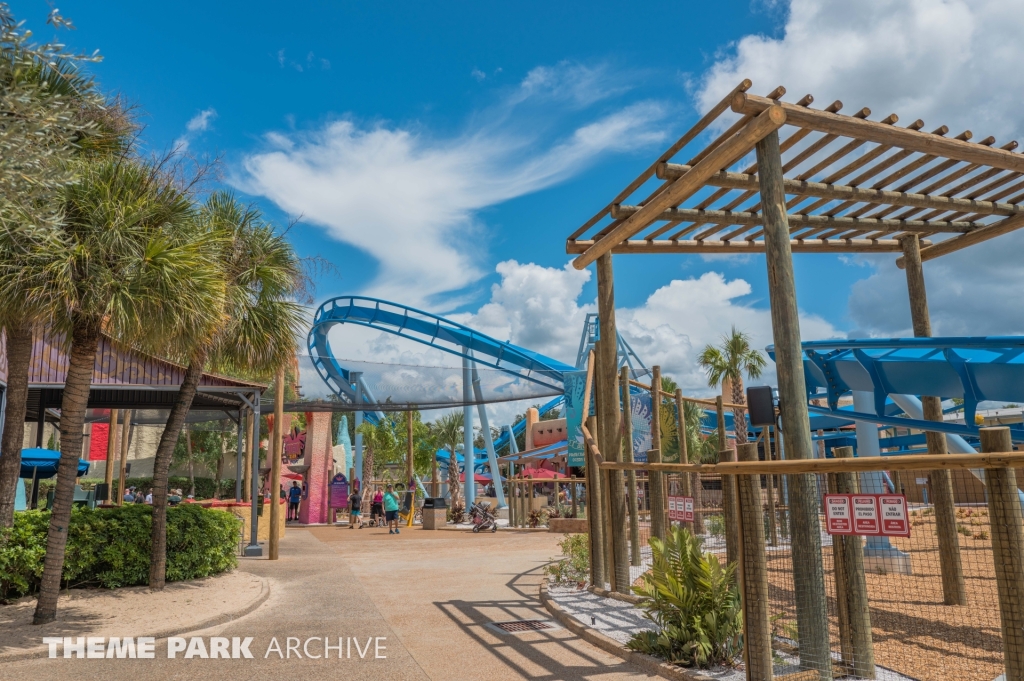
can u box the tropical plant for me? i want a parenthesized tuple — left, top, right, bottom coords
(147, 191, 306, 589)
(171, 426, 226, 498)
(356, 417, 399, 498)
(21, 152, 224, 624)
(0, 6, 115, 529)
(697, 327, 766, 445)
(545, 533, 589, 587)
(432, 411, 464, 506)
(627, 526, 743, 667)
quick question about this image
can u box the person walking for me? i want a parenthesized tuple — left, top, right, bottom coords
(348, 487, 363, 529)
(384, 484, 401, 535)
(371, 486, 384, 527)
(287, 481, 302, 521)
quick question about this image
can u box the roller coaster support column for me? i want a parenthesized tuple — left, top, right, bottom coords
(757, 129, 832, 679)
(596, 253, 630, 593)
(900, 234, 966, 605)
(471, 363, 506, 508)
(853, 390, 912, 577)
(462, 353, 475, 509)
(352, 372, 363, 491)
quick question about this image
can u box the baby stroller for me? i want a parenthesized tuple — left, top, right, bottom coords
(470, 501, 497, 533)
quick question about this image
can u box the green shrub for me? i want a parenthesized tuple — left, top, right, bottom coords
(0, 505, 240, 601)
(704, 513, 725, 538)
(546, 533, 589, 586)
(627, 526, 743, 668)
(77, 477, 237, 501)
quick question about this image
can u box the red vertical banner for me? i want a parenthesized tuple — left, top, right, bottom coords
(89, 423, 110, 461)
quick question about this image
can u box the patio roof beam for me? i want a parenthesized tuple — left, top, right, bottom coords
(610, 205, 973, 235)
(568, 238, 924, 255)
(656, 163, 1023, 217)
(731, 92, 1024, 173)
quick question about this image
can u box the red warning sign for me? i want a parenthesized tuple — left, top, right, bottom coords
(668, 496, 694, 522)
(879, 495, 910, 537)
(824, 494, 910, 537)
(824, 494, 853, 534)
(852, 495, 881, 534)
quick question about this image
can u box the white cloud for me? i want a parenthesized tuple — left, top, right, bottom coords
(697, 0, 1024, 339)
(173, 108, 217, 152)
(236, 63, 668, 306)
(698, 0, 1024, 140)
(470, 68, 486, 82)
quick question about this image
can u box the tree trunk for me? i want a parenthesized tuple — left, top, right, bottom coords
(213, 437, 224, 500)
(185, 425, 196, 497)
(33, 316, 101, 625)
(148, 352, 206, 589)
(731, 376, 748, 445)
(447, 445, 460, 506)
(0, 322, 34, 527)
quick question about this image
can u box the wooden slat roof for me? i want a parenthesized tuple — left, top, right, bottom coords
(567, 80, 1024, 268)
(0, 328, 263, 390)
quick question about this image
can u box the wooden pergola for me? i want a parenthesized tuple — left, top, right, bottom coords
(567, 80, 1024, 264)
(566, 80, 1024, 680)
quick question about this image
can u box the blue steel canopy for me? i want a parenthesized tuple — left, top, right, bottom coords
(780, 336, 1024, 440)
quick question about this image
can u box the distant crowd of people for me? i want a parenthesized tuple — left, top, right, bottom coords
(120, 486, 191, 506)
(347, 483, 402, 534)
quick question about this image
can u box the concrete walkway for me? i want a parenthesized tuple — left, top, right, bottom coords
(5, 525, 659, 680)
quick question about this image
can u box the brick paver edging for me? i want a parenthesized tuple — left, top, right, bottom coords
(538, 582, 719, 681)
(0, 576, 271, 663)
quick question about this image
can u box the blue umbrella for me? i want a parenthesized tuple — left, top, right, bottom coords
(19, 448, 90, 479)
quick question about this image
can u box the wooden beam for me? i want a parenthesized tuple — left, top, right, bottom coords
(655, 163, 1022, 217)
(732, 92, 1024, 172)
(597, 450, 1024, 475)
(568, 238, 927, 255)
(570, 106, 787, 269)
(898, 211, 1024, 266)
(567, 80, 752, 241)
(611, 204, 974, 234)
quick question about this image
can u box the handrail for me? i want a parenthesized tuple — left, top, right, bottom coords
(598, 451, 1024, 476)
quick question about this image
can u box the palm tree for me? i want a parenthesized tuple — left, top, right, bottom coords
(147, 191, 305, 589)
(357, 418, 398, 503)
(0, 34, 117, 528)
(432, 411, 464, 506)
(697, 327, 766, 445)
(28, 153, 224, 625)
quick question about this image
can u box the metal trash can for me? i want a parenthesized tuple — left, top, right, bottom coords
(422, 497, 447, 529)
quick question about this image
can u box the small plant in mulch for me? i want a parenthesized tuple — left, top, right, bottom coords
(545, 533, 589, 588)
(447, 502, 465, 524)
(976, 530, 990, 540)
(627, 526, 742, 668)
(528, 509, 546, 528)
(957, 523, 972, 536)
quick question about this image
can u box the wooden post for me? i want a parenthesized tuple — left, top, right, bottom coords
(720, 445, 740, 568)
(674, 389, 694, 533)
(649, 366, 667, 540)
(982, 427, 1024, 681)
(766, 427, 779, 546)
(116, 410, 131, 505)
(571, 475, 578, 519)
(103, 409, 118, 501)
(737, 442, 773, 681)
(406, 410, 414, 488)
(269, 367, 286, 560)
(621, 366, 641, 566)
(586, 415, 605, 587)
(242, 411, 252, 503)
(900, 234, 966, 606)
(832, 446, 875, 678)
(596, 255, 630, 593)
(603, 467, 618, 593)
(756, 129, 833, 680)
(718, 396, 740, 567)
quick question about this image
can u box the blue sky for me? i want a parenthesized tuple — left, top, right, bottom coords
(12, 0, 1024, 393)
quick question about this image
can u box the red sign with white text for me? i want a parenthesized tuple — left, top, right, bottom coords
(668, 496, 694, 522)
(824, 494, 910, 537)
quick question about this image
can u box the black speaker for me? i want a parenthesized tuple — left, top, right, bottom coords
(95, 482, 110, 502)
(746, 386, 776, 426)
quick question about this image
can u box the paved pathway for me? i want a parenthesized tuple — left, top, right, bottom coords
(6, 524, 659, 680)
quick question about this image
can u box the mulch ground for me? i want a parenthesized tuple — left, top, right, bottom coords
(761, 506, 1002, 681)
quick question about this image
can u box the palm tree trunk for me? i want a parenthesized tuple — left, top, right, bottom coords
(148, 351, 206, 589)
(732, 377, 748, 445)
(185, 425, 196, 497)
(33, 316, 101, 625)
(0, 322, 34, 527)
